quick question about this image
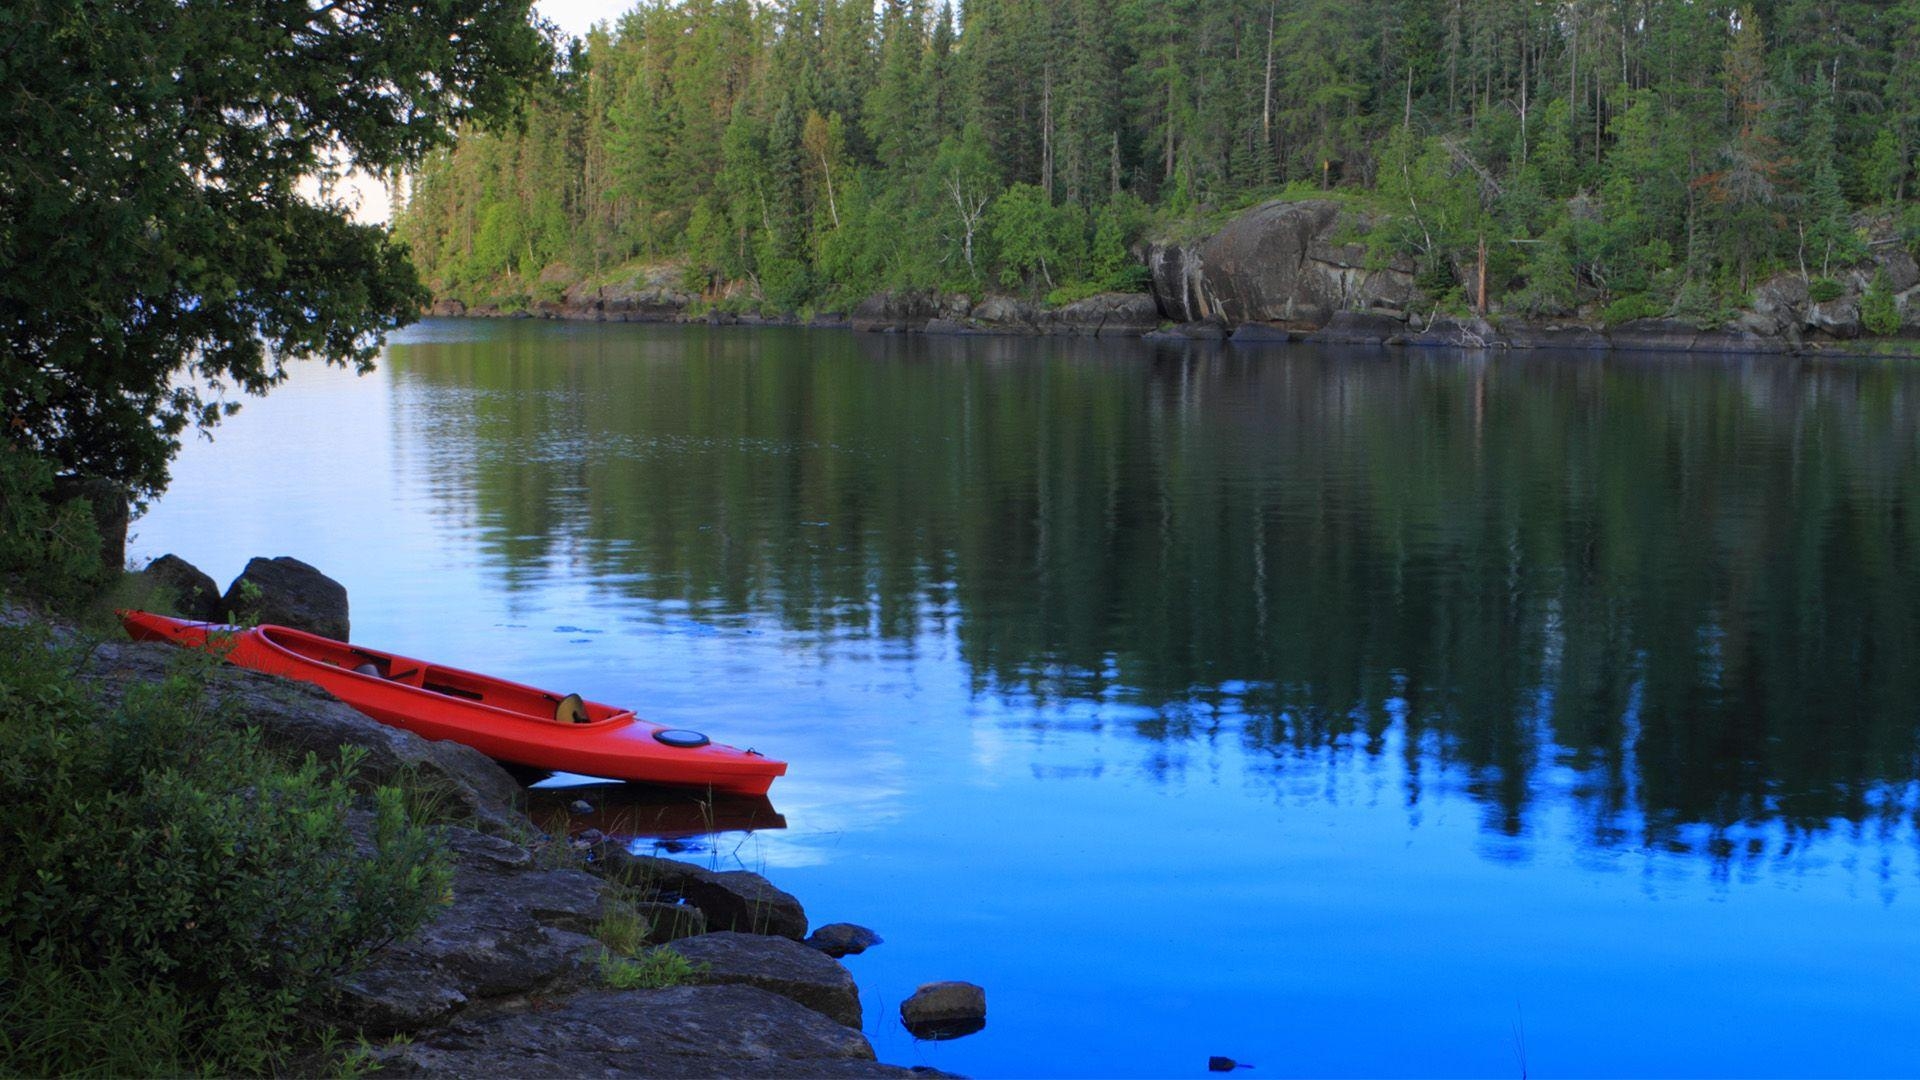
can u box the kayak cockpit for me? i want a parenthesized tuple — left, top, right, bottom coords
(257, 625, 633, 727)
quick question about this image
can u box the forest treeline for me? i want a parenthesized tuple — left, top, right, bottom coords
(396, 1, 1920, 325)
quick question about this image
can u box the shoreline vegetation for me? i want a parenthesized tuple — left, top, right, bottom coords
(399, 2, 1920, 359)
(0, 465, 947, 1076)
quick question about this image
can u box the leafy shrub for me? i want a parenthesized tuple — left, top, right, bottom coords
(1862, 270, 1901, 336)
(1602, 293, 1664, 325)
(0, 449, 106, 605)
(1808, 277, 1845, 303)
(0, 628, 452, 1074)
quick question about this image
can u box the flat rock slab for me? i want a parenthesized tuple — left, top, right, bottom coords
(670, 932, 862, 1029)
(367, 986, 930, 1078)
(681, 868, 809, 940)
(335, 827, 608, 1033)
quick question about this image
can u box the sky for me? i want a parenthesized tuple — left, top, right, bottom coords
(306, 1, 645, 225)
(536, 0, 630, 39)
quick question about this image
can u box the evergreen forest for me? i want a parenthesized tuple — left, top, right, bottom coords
(396, 1, 1920, 326)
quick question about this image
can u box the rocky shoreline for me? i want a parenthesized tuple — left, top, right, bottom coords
(432, 198, 1920, 360)
(58, 555, 974, 1078)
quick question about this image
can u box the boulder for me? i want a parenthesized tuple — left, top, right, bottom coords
(807, 923, 883, 958)
(1751, 273, 1809, 335)
(900, 981, 986, 1041)
(1808, 297, 1863, 339)
(1044, 292, 1160, 337)
(220, 556, 349, 639)
(1897, 286, 1920, 331)
(51, 474, 129, 572)
(851, 291, 938, 333)
(669, 932, 862, 1029)
(140, 554, 222, 621)
(428, 299, 467, 317)
(970, 295, 1040, 332)
(1876, 248, 1920, 294)
(364, 986, 911, 1077)
(681, 869, 809, 940)
(1148, 200, 1415, 326)
(80, 639, 529, 836)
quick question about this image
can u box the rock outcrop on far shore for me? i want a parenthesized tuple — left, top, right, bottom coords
(432, 199, 1920, 358)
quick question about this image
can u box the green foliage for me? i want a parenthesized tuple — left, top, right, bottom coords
(598, 948, 700, 991)
(394, 0, 1920, 326)
(0, 450, 106, 605)
(0, 629, 453, 1074)
(3, 0, 555, 497)
(1602, 294, 1666, 326)
(1809, 278, 1846, 303)
(1863, 270, 1902, 335)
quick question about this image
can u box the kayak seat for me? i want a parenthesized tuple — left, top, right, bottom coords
(353, 661, 382, 677)
(556, 693, 591, 725)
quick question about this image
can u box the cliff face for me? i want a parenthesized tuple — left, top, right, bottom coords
(1147, 200, 1416, 326)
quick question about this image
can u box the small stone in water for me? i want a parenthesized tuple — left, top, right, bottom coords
(569, 799, 593, 815)
(1208, 1057, 1253, 1072)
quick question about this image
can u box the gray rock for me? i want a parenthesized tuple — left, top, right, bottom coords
(1148, 200, 1414, 326)
(1605, 318, 1708, 353)
(901, 981, 987, 1041)
(681, 869, 809, 940)
(335, 826, 608, 1033)
(365, 986, 921, 1077)
(1304, 310, 1405, 345)
(80, 640, 528, 836)
(851, 291, 938, 333)
(970, 294, 1040, 331)
(220, 556, 349, 639)
(590, 847, 717, 900)
(1044, 292, 1160, 337)
(635, 901, 709, 944)
(1876, 248, 1920, 293)
(807, 923, 883, 958)
(1402, 315, 1502, 349)
(1751, 273, 1809, 334)
(140, 554, 222, 621)
(669, 932, 862, 1029)
(1499, 324, 1609, 351)
(428, 298, 467, 317)
(1808, 297, 1863, 339)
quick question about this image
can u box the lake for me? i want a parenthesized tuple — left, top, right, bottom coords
(133, 319, 1920, 1077)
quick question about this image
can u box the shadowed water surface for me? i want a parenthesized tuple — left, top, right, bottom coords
(136, 320, 1920, 1077)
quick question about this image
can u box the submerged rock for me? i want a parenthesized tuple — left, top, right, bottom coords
(670, 932, 863, 1029)
(140, 554, 222, 621)
(220, 555, 349, 638)
(807, 923, 883, 958)
(901, 981, 986, 1040)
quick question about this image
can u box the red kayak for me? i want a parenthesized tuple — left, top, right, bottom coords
(119, 611, 786, 796)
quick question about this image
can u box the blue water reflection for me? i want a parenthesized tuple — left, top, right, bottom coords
(133, 320, 1920, 1077)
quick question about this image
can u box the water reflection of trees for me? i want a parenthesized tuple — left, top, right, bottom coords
(388, 326, 1920, 850)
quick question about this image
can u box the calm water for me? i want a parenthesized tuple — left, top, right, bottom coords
(135, 320, 1920, 1077)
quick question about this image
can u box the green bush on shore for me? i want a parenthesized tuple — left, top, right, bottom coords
(0, 462, 455, 1075)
